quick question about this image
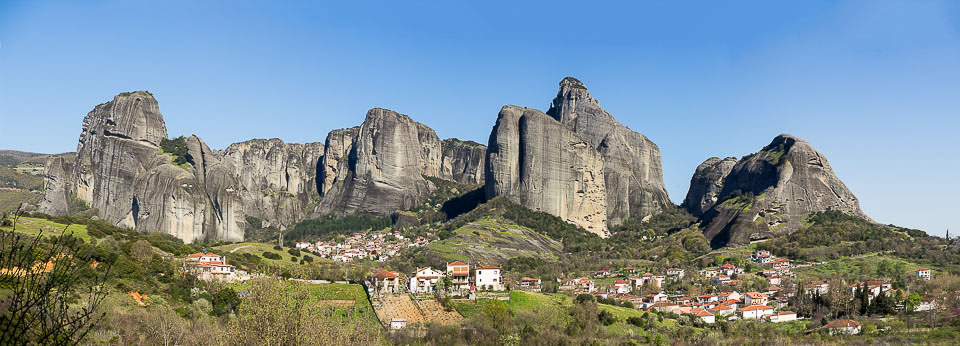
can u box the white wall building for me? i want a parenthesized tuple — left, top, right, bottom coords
(475, 265, 503, 291)
(409, 267, 444, 293)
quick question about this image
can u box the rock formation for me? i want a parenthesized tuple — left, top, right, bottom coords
(681, 157, 738, 216)
(439, 138, 486, 185)
(546, 77, 671, 225)
(39, 91, 244, 242)
(485, 105, 608, 237)
(317, 108, 442, 216)
(220, 138, 324, 228)
(687, 134, 869, 247)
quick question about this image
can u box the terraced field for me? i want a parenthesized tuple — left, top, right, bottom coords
(1, 216, 91, 242)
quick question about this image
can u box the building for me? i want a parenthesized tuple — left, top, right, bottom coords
(665, 268, 685, 279)
(693, 308, 716, 324)
(577, 277, 596, 293)
(821, 320, 862, 335)
(409, 267, 443, 293)
(744, 292, 769, 306)
(738, 305, 775, 320)
(803, 281, 830, 295)
(475, 265, 503, 291)
(519, 277, 542, 292)
(613, 279, 632, 294)
(709, 304, 735, 317)
(645, 292, 669, 303)
(390, 318, 407, 330)
(765, 311, 797, 323)
(446, 261, 471, 293)
(184, 252, 238, 281)
(916, 269, 931, 281)
(371, 270, 402, 294)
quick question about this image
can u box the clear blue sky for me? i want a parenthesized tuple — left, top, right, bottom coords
(1, 1, 957, 236)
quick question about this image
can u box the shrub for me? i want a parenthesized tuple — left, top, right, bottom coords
(262, 252, 281, 260)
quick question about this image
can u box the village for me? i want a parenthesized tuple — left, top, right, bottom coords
(293, 231, 433, 262)
(358, 249, 942, 335)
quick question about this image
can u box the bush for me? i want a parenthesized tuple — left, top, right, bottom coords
(598, 310, 618, 326)
(627, 316, 646, 328)
(159, 136, 190, 165)
(273, 245, 283, 251)
(262, 252, 281, 260)
(287, 248, 300, 257)
(576, 294, 595, 304)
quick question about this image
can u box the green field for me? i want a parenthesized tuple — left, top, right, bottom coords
(427, 217, 562, 263)
(1, 216, 91, 242)
(0, 190, 40, 213)
(213, 242, 312, 268)
(793, 254, 933, 281)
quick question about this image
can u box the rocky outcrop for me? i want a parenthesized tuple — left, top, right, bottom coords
(220, 138, 324, 229)
(317, 108, 441, 216)
(689, 134, 869, 247)
(439, 138, 485, 185)
(682, 157, 738, 216)
(40, 91, 244, 243)
(319, 127, 359, 196)
(546, 77, 671, 226)
(485, 105, 608, 237)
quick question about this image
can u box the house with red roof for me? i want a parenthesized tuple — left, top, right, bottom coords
(371, 269, 402, 294)
(738, 305, 775, 320)
(409, 267, 443, 293)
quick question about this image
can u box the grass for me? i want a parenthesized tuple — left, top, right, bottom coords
(213, 242, 308, 268)
(793, 254, 930, 281)
(0, 167, 44, 190)
(0, 190, 40, 214)
(427, 217, 562, 263)
(1, 216, 91, 242)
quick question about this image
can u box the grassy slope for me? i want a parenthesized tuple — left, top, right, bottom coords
(452, 290, 681, 337)
(0, 190, 40, 214)
(427, 217, 562, 263)
(792, 254, 933, 281)
(213, 242, 308, 268)
(1, 216, 91, 242)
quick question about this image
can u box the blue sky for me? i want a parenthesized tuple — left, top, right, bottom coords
(1, 1, 957, 236)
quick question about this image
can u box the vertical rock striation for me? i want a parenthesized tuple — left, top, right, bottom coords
(439, 138, 486, 186)
(686, 134, 870, 247)
(546, 77, 671, 225)
(317, 108, 441, 216)
(40, 91, 244, 243)
(485, 105, 608, 237)
(220, 139, 324, 229)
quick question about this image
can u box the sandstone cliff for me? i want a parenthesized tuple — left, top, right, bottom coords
(681, 157, 738, 216)
(221, 138, 324, 228)
(688, 134, 869, 247)
(439, 138, 485, 186)
(546, 77, 671, 225)
(317, 108, 441, 216)
(40, 91, 244, 242)
(485, 105, 608, 237)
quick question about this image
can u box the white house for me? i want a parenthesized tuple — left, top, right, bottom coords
(446, 261, 471, 293)
(822, 320, 861, 335)
(709, 305, 735, 317)
(519, 277, 542, 292)
(613, 279, 632, 294)
(409, 267, 443, 293)
(184, 252, 237, 281)
(916, 269, 931, 281)
(665, 268, 685, 279)
(738, 305, 775, 320)
(765, 311, 797, 323)
(693, 309, 715, 324)
(371, 270, 402, 294)
(475, 265, 503, 291)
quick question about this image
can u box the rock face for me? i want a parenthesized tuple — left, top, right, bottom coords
(546, 77, 671, 225)
(484, 78, 671, 236)
(681, 157, 738, 216)
(485, 105, 608, 237)
(39, 91, 244, 243)
(439, 138, 486, 185)
(220, 139, 324, 229)
(317, 108, 441, 216)
(688, 134, 869, 247)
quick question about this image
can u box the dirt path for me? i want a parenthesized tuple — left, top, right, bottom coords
(229, 244, 254, 253)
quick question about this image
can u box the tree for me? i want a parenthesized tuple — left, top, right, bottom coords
(0, 210, 112, 344)
(906, 292, 922, 312)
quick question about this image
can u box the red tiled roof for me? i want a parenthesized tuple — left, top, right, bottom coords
(739, 305, 774, 311)
(823, 320, 861, 328)
(371, 270, 398, 279)
(447, 261, 468, 266)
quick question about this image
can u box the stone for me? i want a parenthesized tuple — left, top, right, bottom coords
(690, 134, 870, 247)
(485, 105, 608, 237)
(439, 138, 486, 186)
(682, 157, 738, 216)
(546, 77, 671, 225)
(316, 108, 440, 216)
